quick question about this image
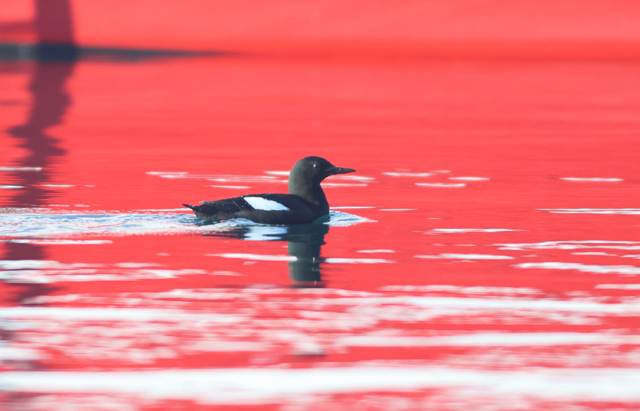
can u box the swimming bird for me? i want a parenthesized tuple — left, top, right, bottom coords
(182, 156, 355, 224)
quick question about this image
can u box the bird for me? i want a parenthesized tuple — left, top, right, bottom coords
(182, 156, 355, 224)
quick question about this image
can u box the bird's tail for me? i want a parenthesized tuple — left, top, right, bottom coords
(182, 203, 217, 220)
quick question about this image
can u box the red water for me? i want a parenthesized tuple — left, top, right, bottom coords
(2, 55, 640, 410)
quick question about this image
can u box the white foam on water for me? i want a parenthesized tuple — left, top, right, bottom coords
(0, 211, 369, 239)
(148, 171, 279, 182)
(3, 367, 640, 403)
(0, 346, 42, 361)
(0, 259, 230, 283)
(201, 211, 372, 231)
(150, 172, 288, 184)
(497, 240, 640, 251)
(380, 285, 541, 295)
(560, 177, 623, 182)
(326, 211, 375, 226)
(572, 252, 618, 256)
(0, 167, 42, 171)
(0, 269, 212, 283)
(596, 284, 640, 290)
(415, 254, 514, 260)
(0, 260, 102, 270)
(515, 262, 640, 275)
(0, 213, 201, 237)
(338, 332, 640, 347)
(0, 307, 245, 322)
(310, 295, 640, 314)
(540, 208, 640, 214)
(449, 177, 490, 181)
(244, 196, 290, 211)
(210, 185, 251, 189)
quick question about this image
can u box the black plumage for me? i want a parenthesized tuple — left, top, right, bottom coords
(183, 156, 355, 224)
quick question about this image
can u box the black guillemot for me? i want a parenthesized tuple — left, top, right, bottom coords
(182, 156, 355, 224)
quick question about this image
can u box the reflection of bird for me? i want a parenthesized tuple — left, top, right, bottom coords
(183, 156, 355, 224)
(204, 221, 331, 284)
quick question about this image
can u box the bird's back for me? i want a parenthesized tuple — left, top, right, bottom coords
(183, 193, 324, 224)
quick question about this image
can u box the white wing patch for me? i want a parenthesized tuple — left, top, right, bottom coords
(244, 197, 290, 211)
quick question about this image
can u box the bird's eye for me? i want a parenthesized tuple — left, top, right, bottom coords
(313, 163, 318, 168)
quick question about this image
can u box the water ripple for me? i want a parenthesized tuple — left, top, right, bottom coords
(0, 211, 371, 238)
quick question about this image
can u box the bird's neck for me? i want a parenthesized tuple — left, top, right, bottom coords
(289, 181, 329, 212)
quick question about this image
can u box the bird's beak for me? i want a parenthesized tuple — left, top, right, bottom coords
(326, 166, 356, 176)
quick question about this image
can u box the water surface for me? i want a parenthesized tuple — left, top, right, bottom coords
(1, 54, 640, 410)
